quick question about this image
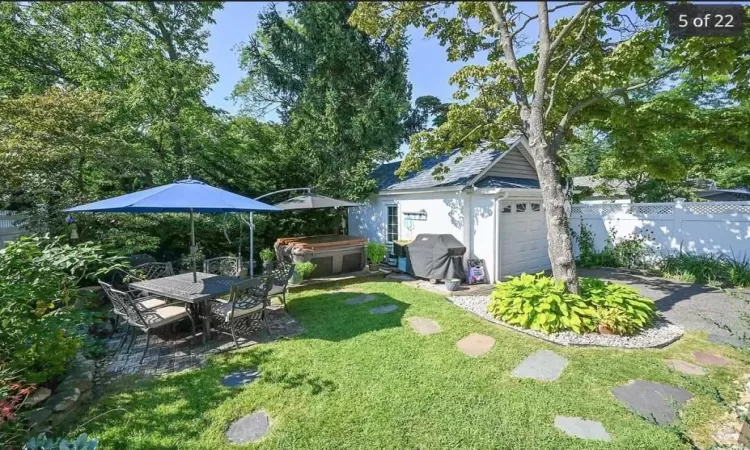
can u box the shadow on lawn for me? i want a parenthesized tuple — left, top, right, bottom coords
(290, 291, 409, 342)
(70, 347, 337, 448)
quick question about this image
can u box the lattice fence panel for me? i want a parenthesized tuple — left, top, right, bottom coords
(683, 203, 750, 215)
(628, 204, 675, 215)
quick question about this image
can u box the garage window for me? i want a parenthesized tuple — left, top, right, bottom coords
(515, 203, 527, 213)
(386, 205, 399, 242)
(531, 203, 541, 212)
(502, 204, 512, 213)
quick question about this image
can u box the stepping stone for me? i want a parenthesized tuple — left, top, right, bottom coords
(370, 304, 398, 314)
(693, 351, 730, 367)
(456, 334, 495, 357)
(611, 380, 693, 425)
(226, 410, 270, 444)
(407, 317, 441, 335)
(554, 416, 612, 441)
(708, 333, 747, 349)
(345, 294, 375, 305)
(511, 350, 569, 381)
(221, 369, 261, 388)
(665, 359, 706, 376)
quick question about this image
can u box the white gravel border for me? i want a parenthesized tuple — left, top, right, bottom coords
(448, 295, 684, 349)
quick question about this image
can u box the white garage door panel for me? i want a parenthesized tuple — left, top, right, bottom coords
(500, 201, 551, 277)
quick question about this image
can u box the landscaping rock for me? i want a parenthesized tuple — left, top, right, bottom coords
(345, 294, 375, 305)
(456, 334, 495, 357)
(694, 351, 730, 366)
(57, 369, 94, 393)
(708, 333, 747, 349)
(47, 388, 81, 413)
(21, 407, 52, 428)
(222, 369, 261, 388)
(665, 359, 706, 376)
(611, 380, 693, 425)
(511, 350, 569, 381)
(226, 410, 271, 444)
(407, 317, 441, 335)
(25, 387, 52, 407)
(554, 416, 611, 441)
(370, 305, 398, 315)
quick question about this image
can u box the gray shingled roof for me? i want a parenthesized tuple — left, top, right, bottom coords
(373, 137, 521, 192)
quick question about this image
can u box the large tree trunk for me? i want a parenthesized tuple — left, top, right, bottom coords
(527, 126, 579, 294)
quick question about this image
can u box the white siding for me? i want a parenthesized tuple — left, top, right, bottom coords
(483, 148, 538, 180)
(469, 196, 497, 283)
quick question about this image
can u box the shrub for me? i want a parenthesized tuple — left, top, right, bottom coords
(488, 273, 597, 334)
(488, 273, 656, 335)
(572, 223, 654, 269)
(0, 235, 124, 383)
(659, 251, 750, 288)
(259, 248, 275, 263)
(295, 261, 316, 280)
(580, 278, 656, 334)
(366, 242, 387, 265)
(24, 433, 98, 450)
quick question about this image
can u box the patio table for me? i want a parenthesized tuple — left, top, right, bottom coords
(129, 272, 247, 344)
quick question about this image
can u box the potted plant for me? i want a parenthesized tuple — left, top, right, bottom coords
(444, 278, 462, 292)
(259, 248, 276, 273)
(366, 242, 387, 272)
(291, 261, 316, 284)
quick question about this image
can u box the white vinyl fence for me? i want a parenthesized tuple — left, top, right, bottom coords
(0, 211, 29, 249)
(569, 201, 750, 260)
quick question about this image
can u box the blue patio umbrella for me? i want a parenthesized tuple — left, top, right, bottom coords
(66, 179, 281, 281)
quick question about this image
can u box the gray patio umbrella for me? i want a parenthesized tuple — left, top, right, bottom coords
(274, 193, 360, 211)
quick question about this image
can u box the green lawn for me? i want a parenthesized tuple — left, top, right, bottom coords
(71, 280, 749, 449)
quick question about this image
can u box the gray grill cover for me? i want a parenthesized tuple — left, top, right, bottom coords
(406, 234, 466, 280)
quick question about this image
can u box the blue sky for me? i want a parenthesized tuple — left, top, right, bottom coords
(203, 2, 547, 118)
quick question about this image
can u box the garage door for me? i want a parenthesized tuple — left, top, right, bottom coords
(499, 200, 551, 277)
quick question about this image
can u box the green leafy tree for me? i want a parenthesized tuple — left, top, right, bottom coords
(351, 2, 749, 292)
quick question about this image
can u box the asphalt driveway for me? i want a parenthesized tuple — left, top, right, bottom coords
(580, 268, 750, 342)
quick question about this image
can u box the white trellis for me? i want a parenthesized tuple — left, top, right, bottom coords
(0, 211, 29, 249)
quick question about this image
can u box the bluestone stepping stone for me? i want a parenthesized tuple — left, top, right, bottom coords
(554, 416, 612, 441)
(611, 380, 693, 425)
(226, 410, 270, 444)
(370, 304, 398, 314)
(407, 317, 441, 335)
(511, 350, 569, 381)
(345, 294, 375, 305)
(222, 369, 261, 387)
(665, 359, 705, 376)
(456, 334, 495, 357)
(708, 333, 747, 349)
(693, 351, 730, 366)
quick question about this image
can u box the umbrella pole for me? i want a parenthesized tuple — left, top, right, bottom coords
(190, 209, 197, 282)
(249, 212, 254, 277)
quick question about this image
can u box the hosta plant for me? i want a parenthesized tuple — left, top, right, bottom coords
(488, 273, 597, 334)
(580, 278, 656, 334)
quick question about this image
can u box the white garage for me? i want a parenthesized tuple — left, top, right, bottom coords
(348, 135, 553, 283)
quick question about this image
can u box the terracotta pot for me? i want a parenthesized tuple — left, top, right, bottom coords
(368, 263, 380, 272)
(598, 324, 614, 335)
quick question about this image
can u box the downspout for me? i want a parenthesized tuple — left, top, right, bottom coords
(492, 190, 509, 283)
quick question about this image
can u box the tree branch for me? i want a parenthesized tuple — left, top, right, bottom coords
(511, 2, 586, 38)
(548, 1, 595, 56)
(487, 1, 530, 110)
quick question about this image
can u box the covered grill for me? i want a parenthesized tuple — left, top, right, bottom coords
(406, 234, 466, 281)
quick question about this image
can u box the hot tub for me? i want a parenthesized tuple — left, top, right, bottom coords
(275, 235, 367, 277)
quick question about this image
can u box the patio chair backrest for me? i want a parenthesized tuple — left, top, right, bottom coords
(227, 276, 273, 320)
(270, 261, 295, 288)
(99, 280, 145, 325)
(133, 262, 174, 280)
(204, 257, 241, 277)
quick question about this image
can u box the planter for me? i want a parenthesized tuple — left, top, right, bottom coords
(290, 271, 303, 285)
(368, 263, 380, 272)
(598, 324, 614, 335)
(444, 278, 461, 292)
(262, 260, 274, 274)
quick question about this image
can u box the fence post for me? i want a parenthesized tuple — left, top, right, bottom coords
(673, 198, 685, 251)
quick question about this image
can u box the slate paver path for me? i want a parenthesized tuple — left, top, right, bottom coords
(611, 380, 693, 425)
(664, 359, 706, 376)
(226, 410, 271, 444)
(345, 294, 375, 305)
(456, 334, 495, 357)
(407, 317, 441, 335)
(554, 416, 612, 441)
(222, 369, 261, 388)
(708, 333, 747, 348)
(693, 351, 730, 367)
(511, 350, 569, 381)
(370, 305, 398, 315)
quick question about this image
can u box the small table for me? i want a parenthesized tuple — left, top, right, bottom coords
(130, 272, 246, 344)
